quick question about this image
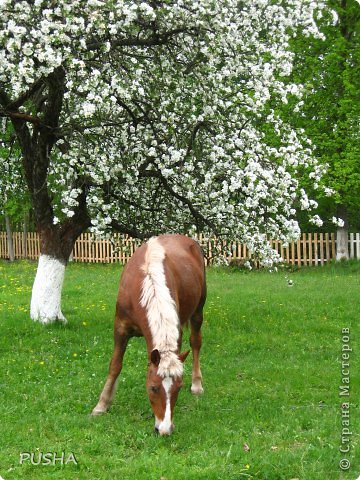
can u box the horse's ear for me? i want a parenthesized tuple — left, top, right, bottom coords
(178, 350, 190, 363)
(150, 349, 161, 367)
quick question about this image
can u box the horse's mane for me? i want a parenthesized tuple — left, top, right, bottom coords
(140, 237, 183, 378)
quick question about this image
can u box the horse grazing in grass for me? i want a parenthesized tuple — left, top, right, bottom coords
(92, 234, 206, 435)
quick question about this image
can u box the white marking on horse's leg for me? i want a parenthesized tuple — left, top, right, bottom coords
(92, 334, 128, 415)
(158, 376, 174, 435)
(30, 254, 67, 324)
(191, 354, 203, 394)
(91, 378, 119, 415)
(191, 378, 204, 395)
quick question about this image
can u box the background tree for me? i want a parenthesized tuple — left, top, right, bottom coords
(0, 0, 327, 323)
(281, 0, 360, 258)
(0, 120, 32, 259)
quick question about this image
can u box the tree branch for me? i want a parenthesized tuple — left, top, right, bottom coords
(5, 78, 45, 110)
(0, 110, 43, 126)
(87, 27, 198, 51)
(110, 220, 156, 240)
(115, 96, 140, 126)
(184, 121, 214, 158)
(41, 67, 66, 133)
(139, 166, 219, 234)
(0, 90, 11, 107)
(60, 183, 91, 253)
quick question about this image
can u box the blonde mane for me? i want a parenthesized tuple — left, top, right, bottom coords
(140, 237, 183, 378)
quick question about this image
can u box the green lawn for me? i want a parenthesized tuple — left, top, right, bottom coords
(0, 260, 359, 480)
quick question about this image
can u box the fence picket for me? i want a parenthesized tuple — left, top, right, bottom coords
(321, 233, 325, 265)
(308, 233, 312, 266)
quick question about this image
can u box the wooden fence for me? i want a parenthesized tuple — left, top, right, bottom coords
(1, 231, 360, 266)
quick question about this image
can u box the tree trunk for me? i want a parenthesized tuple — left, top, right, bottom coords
(30, 196, 90, 323)
(5, 215, 15, 262)
(30, 254, 67, 324)
(3, 67, 91, 323)
(336, 227, 349, 261)
(30, 224, 82, 324)
(336, 205, 349, 261)
(31, 228, 69, 324)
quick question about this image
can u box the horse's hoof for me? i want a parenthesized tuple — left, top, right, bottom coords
(191, 385, 204, 395)
(91, 407, 105, 416)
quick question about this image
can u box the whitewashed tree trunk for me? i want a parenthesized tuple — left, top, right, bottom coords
(336, 227, 349, 261)
(30, 254, 67, 324)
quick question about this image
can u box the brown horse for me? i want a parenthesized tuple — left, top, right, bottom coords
(92, 234, 206, 435)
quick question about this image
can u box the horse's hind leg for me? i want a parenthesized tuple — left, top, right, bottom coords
(190, 310, 204, 395)
(91, 330, 129, 415)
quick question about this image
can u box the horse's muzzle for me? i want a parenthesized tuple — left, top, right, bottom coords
(154, 425, 174, 436)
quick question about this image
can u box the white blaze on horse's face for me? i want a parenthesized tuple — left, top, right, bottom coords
(157, 376, 173, 435)
(147, 352, 185, 436)
(148, 371, 184, 436)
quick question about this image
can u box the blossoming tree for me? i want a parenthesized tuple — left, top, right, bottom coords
(1, 0, 327, 323)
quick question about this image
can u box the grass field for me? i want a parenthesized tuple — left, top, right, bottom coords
(0, 259, 359, 480)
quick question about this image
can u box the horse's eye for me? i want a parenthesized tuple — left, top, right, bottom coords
(150, 386, 160, 394)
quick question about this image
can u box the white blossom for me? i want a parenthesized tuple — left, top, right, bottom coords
(332, 217, 345, 228)
(309, 215, 324, 227)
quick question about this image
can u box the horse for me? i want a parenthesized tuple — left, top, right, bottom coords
(91, 234, 206, 435)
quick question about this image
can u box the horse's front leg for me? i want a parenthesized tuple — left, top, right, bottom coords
(92, 330, 130, 415)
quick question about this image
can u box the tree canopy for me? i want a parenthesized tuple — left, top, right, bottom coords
(0, 0, 330, 265)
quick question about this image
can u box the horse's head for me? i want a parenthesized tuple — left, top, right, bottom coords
(146, 349, 190, 435)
